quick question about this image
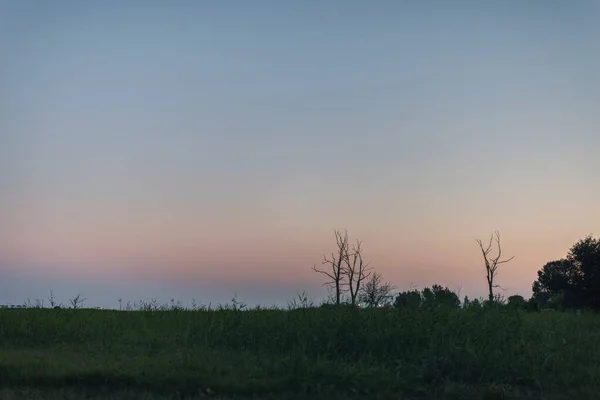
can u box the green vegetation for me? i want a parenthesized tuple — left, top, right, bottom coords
(532, 235, 600, 311)
(1, 233, 598, 398)
(2, 305, 600, 399)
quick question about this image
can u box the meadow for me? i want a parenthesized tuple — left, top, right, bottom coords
(1, 304, 600, 399)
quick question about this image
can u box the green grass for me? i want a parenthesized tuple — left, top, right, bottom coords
(1, 306, 600, 399)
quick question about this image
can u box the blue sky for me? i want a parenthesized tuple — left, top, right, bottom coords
(1, 1, 599, 308)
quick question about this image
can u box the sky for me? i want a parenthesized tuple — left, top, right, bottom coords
(1, 0, 599, 309)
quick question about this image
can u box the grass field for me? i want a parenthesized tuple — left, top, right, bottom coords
(1, 306, 600, 399)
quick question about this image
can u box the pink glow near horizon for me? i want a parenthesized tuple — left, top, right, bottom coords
(2, 193, 596, 300)
(2, 1, 599, 304)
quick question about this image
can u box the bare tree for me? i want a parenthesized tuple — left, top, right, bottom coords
(476, 230, 514, 303)
(69, 293, 86, 309)
(359, 271, 396, 307)
(48, 290, 58, 308)
(312, 229, 374, 306)
(344, 239, 372, 306)
(313, 229, 350, 305)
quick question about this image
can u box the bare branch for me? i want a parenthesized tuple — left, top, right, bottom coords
(476, 230, 514, 303)
(312, 263, 336, 282)
(69, 293, 86, 310)
(343, 238, 372, 306)
(311, 229, 350, 305)
(359, 271, 396, 307)
(496, 256, 515, 265)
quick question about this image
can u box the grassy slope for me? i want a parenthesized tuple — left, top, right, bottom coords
(1, 307, 600, 399)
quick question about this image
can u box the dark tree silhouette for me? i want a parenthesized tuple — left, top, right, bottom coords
(343, 238, 372, 306)
(393, 289, 422, 308)
(313, 230, 349, 305)
(422, 285, 461, 309)
(570, 235, 600, 309)
(532, 259, 581, 307)
(507, 295, 527, 309)
(47, 290, 58, 308)
(393, 285, 460, 309)
(532, 235, 600, 310)
(313, 229, 371, 306)
(69, 293, 85, 309)
(476, 231, 514, 302)
(359, 271, 395, 307)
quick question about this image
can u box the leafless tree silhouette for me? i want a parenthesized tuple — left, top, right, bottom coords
(313, 229, 372, 306)
(313, 230, 349, 305)
(476, 230, 514, 302)
(344, 239, 372, 306)
(359, 271, 395, 307)
(47, 290, 58, 308)
(69, 293, 86, 309)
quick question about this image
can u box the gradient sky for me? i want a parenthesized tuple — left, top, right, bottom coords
(1, 0, 599, 309)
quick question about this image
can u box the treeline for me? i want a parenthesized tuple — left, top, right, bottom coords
(4, 232, 598, 313)
(313, 230, 600, 312)
(319, 284, 537, 311)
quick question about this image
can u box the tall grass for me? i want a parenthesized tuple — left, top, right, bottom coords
(1, 303, 600, 399)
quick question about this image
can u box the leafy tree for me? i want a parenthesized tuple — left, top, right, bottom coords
(393, 285, 460, 309)
(532, 235, 600, 310)
(468, 298, 482, 308)
(393, 289, 422, 309)
(507, 295, 527, 309)
(531, 291, 551, 310)
(525, 296, 539, 311)
(569, 235, 600, 309)
(425, 285, 461, 309)
(421, 287, 435, 307)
